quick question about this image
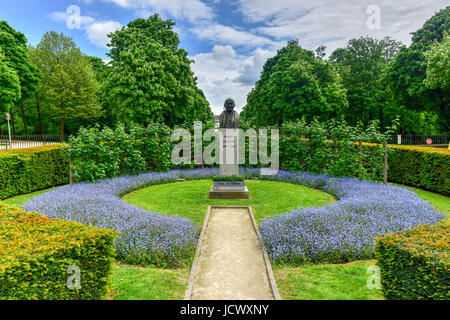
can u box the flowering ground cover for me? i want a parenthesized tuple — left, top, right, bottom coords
(23, 168, 445, 267)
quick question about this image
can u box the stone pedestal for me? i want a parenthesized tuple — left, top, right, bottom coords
(209, 128, 249, 199)
(209, 181, 249, 199)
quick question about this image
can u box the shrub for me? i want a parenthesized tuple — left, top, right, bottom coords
(67, 124, 172, 182)
(0, 145, 69, 200)
(375, 221, 449, 300)
(0, 202, 117, 300)
(386, 144, 449, 195)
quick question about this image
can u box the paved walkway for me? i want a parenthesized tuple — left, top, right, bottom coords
(188, 207, 276, 300)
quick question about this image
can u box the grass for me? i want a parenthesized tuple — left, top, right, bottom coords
(122, 179, 335, 225)
(274, 260, 383, 300)
(110, 263, 189, 300)
(2, 187, 58, 207)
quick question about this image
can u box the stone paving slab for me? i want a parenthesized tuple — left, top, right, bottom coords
(186, 207, 278, 300)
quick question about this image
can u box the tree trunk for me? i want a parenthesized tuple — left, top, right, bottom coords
(59, 116, 65, 142)
(20, 104, 29, 136)
(383, 141, 388, 185)
(10, 109, 16, 136)
(36, 93, 44, 135)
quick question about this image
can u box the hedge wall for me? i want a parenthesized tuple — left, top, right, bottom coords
(386, 145, 450, 195)
(375, 221, 449, 300)
(0, 202, 117, 300)
(0, 145, 69, 200)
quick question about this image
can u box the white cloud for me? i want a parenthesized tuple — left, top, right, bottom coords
(102, 0, 215, 22)
(237, 0, 449, 53)
(49, 10, 121, 48)
(86, 21, 122, 48)
(191, 23, 278, 48)
(189, 45, 277, 114)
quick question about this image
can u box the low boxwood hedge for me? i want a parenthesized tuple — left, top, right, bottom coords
(375, 221, 449, 300)
(0, 145, 69, 200)
(0, 202, 117, 300)
(386, 145, 449, 196)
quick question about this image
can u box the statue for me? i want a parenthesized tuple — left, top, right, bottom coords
(219, 98, 240, 128)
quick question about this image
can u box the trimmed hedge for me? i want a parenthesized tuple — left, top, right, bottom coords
(0, 202, 117, 300)
(375, 221, 449, 300)
(386, 145, 450, 195)
(0, 145, 69, 200)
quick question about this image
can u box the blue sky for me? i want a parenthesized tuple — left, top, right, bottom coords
(1, 0, 448, 114)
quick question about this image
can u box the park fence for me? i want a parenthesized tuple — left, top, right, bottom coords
(388, 134, 448, 148)
(0, 135, 66, 151)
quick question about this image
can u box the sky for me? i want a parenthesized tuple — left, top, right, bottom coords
(0, 0, 448, 115)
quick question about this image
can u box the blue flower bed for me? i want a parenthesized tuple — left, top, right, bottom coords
(23, 168, 445, 267)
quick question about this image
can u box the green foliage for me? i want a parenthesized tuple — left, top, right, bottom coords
(387, 145, 450, 195)
(424, 32, 450, 90)
(375, 221, 449, 300)
(241, 40, 348, 126)
(0, 202, 117, 300)
(104, 14, 213, 128)
(0, 145, 69, 200)
(330, 36, 402, 129)
(0, 21, 41, 105)
(0, 48, 21, 113)
(67, 123, 172, 182)
(278, 118, 390, 180)
(29, 31, 101, 139)
(212, 175, 245, 181)
(383, 6, 450, 132)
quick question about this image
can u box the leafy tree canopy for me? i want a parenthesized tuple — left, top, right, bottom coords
(383, 6, 450, 132)
(241, 40, 348, 126)
(0, 48, 20, 114)
(104, 14, 213, 128)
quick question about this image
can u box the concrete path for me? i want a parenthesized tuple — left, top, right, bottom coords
(186, 207, 278, 300)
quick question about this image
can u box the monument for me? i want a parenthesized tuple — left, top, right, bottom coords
(209, 98, 249, 199)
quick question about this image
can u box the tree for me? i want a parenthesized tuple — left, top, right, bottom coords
(330, 36, 402, 128)
(241, 40, 348, 126)
(31, 31, 101, 140)
(104, 14, 213, 128)
(424, 32, 450, 91)
(0, 21, 41, 135)
(0, 48, 20, 122)
(383, 6, 450, 132)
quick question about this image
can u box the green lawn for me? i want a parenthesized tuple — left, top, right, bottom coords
(110, 263, 189, 300)
(274, 260, 383, 300)
(122, 179, 335, 225)
(2, 187, 58, 207)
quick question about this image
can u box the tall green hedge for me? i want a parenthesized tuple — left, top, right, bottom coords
(0, 202, 117, 300)
(0, 145, 69, 200)
(375, 221, 449, 300)
(386, 145, 450, 195)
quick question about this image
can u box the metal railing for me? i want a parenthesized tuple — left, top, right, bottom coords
(0, 135, 66, 150)
(387, 134, 448, 148)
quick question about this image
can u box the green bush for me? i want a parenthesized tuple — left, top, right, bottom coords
(0, 145, 69, 200)
(67, 124, 172, 182)
(0, 202, 118, 300)
(375, 221, 449, 300)
(386, 145, 450, 195)
(212, 175, 245, 181)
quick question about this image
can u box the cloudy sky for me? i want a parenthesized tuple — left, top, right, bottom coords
(1, 0, 447, 114)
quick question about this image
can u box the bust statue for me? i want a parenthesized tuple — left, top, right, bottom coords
(219, 98, 240, 128)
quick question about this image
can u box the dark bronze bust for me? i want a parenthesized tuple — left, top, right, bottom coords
(219, 98, 240, 128)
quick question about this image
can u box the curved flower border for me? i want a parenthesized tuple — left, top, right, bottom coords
(23, 168, 445, 266)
